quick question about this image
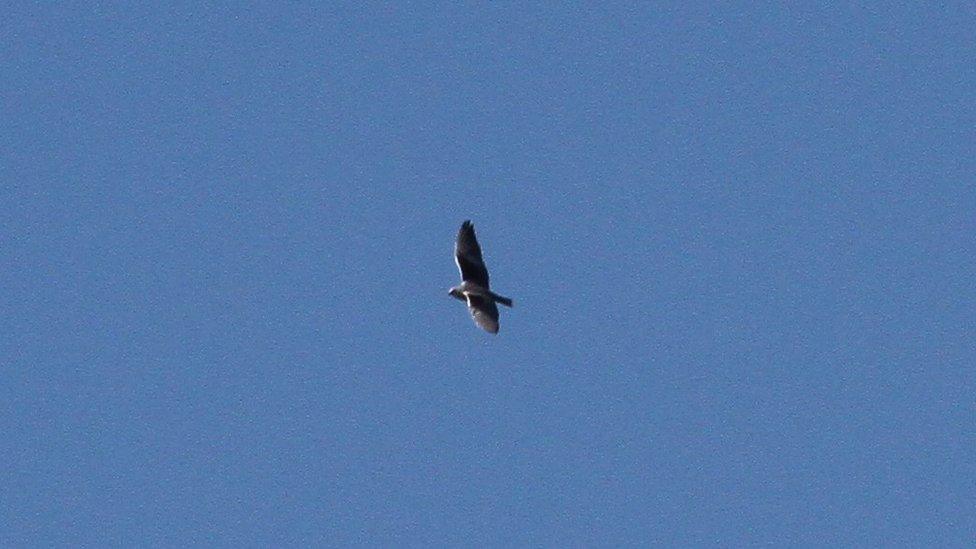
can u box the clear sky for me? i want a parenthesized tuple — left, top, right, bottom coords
(2, 3, 974, 546)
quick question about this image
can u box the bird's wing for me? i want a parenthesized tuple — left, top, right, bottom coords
(466, 294, 499, 334)
(454, 220, 490, 287)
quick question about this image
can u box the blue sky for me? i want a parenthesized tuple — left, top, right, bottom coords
(2, 3, 974, 546)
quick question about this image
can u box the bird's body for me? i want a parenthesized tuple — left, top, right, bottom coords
(449, 280, 512, 304)
(449, 221, 513, 333)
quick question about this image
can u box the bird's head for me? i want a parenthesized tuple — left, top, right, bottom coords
(448, 287, 464, 301)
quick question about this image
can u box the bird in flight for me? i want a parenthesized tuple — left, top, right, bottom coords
(449, 220, 513, 333)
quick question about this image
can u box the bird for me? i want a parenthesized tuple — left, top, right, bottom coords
(449, 220, 513, 333)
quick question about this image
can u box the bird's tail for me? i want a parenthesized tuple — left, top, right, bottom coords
(491, 292, 513, 308)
